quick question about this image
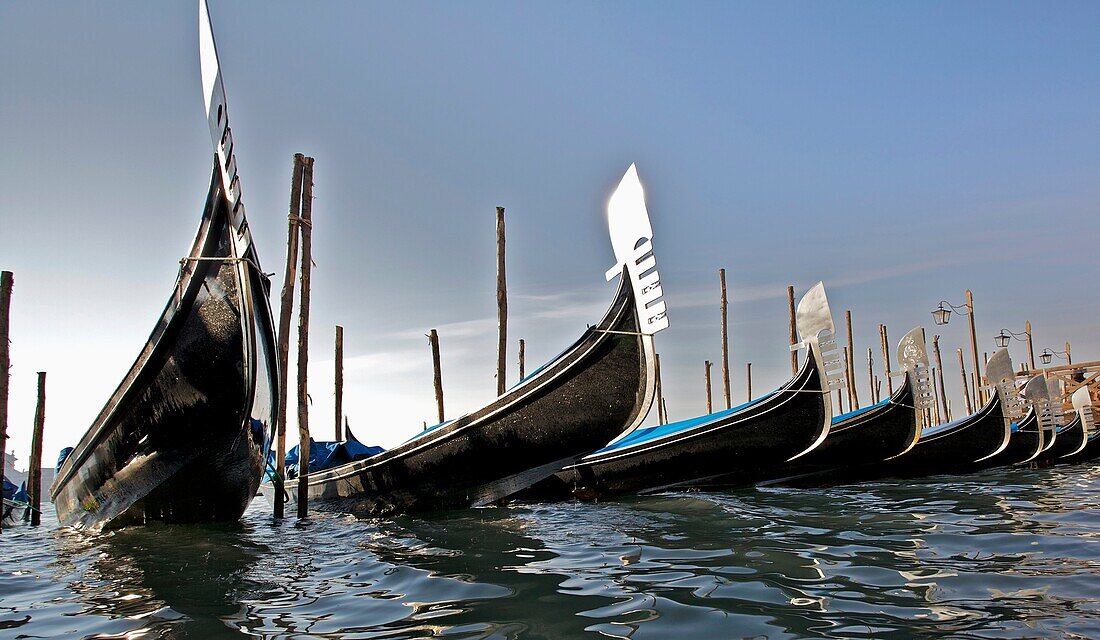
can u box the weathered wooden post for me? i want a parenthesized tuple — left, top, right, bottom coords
(518, 338, 525, 381)
(334, 325, 343, 440)
(28, 372, 45, 526)
(496, 206, 508, 397)
(957, 348, 973, 415)
(719, 269, 731, 409)
(1025, 320, 1036, 370)
(879, 324, 893, 395)
(787, 285, 798, 375)
(295, 156, 315, 519)
(845, 310, 858, 410)
(932, 335, 951, 422)
(655, 353, 666, 425)
(0, 271, 10, 533)
(1065, 341, 1072, 365)
(704, 360, 713, 414)
(930, 366, 941, 424)
(965, 289, 981, 406)
(867, 348, 875, 404)
(273, 154, 305, 519)
(429, 329, 444, 423)
(874, 377, 881, 403)
(746, 362, 752, 402)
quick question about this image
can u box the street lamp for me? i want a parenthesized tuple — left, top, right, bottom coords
(931, 301, 963, 326)
(1040, 348, 1070, 365)
(993, 322, 1035, 369)
(930, 291, 981, 406)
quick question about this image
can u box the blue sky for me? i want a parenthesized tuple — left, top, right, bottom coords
(2, 2, 1098, 464)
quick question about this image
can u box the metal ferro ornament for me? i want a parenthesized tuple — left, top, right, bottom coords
(1072, 387, 1094, 436)
(788, 281, 845, 459)
(896, 326, 934, 426)
(1021, 375, 1055, 432)
(1046, 377, 1066, 425)
(605, 163, 668, 336)
(985, 348, 1025, 420)
(199, 0, 253, 253)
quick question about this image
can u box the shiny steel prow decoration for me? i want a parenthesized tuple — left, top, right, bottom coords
(1022, 375, 1056, 432)
(896, 326, 934, 430)
(985, 348, 1025, 420)
(199, 0, 253, 254)
(1045, 377, 1066, 425)
(605, 164, 669, 336)
(788, 281, 845, 459)
(1071, 386, 1094, 436)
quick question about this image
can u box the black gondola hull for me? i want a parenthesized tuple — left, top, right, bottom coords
(303, 279, 652, 516)
(763, 375, 920, 484)
(977, 410, 1043, 468)
(50, 171, 277, 530)
(523, 351, 827, 500)
(871, 393, 1009, 477)
(1037, 416, 1086, 463)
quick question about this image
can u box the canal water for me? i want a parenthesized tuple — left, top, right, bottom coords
(1, 464, 1097, 639)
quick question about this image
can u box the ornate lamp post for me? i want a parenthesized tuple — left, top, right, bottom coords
(1040, 347, 1071, 366)
(931, 290, 981, 405)
(993, 321, 1035, 370)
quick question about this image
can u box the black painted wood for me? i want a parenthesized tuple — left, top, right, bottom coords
(51, 167, 278, 529)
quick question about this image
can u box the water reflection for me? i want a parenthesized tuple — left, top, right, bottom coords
(0, 465, 1097, 638)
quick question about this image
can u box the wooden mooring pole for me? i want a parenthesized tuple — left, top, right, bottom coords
(866, 348, 875, 404)
(845, 310, 859, 410)
(28, 372, 45, 526)
(746, 362, 752, 402)
(273, 154, 304, 519)
(429, 329, 444, 423)
(787, 285, 798, 375)
(518, 338, 525, 381)
(719, 269, 731, 409)
(334, 325, 343, 441)
(295, 156, 315, 520)
(495, 207, 507, 397)
(880, 324, 893, 395)
(958, 348, 973, 415)
(932, 335, 951, 422)
(655, 353, 666, 425)
(965, 289, 981, 407)
(704, 360, 713, 414)
(0, 271, 11, 533)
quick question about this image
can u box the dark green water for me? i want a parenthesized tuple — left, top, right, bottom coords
(1, 464, 1098, 639)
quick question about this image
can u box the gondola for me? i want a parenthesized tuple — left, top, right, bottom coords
(1062, 387, 1099, 463)
(977, 375, 1051, 468)
(763, 326, 933, 485)
(1040, 386, 1093, 463)
(868, 348, 1019, 478)
(50, 1, 278, 530)
(518, 281, 843, 500)
(293, 164, 670, 517)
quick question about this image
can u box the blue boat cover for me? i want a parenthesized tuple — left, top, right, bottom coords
(2, 476, 17, 500)
(597, 391, 777, 454)
(283, 438, 385, 474)
(56, 447, 74, 472)
(2, 476, 27, 503)
(832, 397, 890, 424)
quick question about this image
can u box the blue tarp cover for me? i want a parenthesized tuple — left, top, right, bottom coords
(3, 476, 27, 503)
(283, 438, 384, 474)
(598, 391, 778, 454)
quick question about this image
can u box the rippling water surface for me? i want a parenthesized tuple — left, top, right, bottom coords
(2, 464, 1098, 639)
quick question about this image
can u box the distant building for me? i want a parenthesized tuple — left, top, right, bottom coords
(3, 449, 55, 493)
